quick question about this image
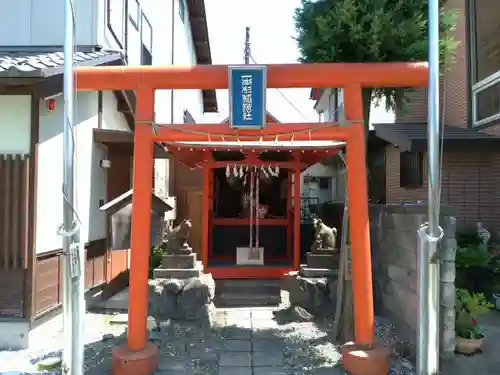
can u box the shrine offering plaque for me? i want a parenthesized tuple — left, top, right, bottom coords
(236, 247, 264, 265)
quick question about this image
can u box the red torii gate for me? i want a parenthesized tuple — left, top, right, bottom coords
(75, 62, 428, 375)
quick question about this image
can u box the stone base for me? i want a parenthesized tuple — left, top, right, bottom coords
(341, 342, 390, 375)
(111, 342, 158, 375)
(148, 273, 216, 328)
(299, 264, 339, 278)
(282, 271, 338, 316)
(306, 252, 340, 269)
(161, 253, 197, 269)
(153, 261, 203, 279)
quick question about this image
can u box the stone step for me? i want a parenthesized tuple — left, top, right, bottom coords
(215, 292, 281, 307)
(214, 279, 282, 307)
(153, 261, 203, 279)
(299, 265, 339, 278)
(216, 278, 281, 290)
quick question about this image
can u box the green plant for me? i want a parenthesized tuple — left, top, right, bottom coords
(455, 246, 490, 269)
(149, 242, 168, 278)
(456, 229, 482, 248)
(455, 288, 492, 339)
(455, 245, 500, 298)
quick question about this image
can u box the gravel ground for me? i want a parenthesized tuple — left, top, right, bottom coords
(0, 291, 416, 375)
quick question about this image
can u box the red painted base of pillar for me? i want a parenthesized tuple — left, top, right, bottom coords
(341, 342, 391, 375)
(112, 342, 159, 375)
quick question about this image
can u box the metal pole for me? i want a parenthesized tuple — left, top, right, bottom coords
(62, 0, 84, 374)
(244, 27, 250, 64)
(417, 0, 443, 374)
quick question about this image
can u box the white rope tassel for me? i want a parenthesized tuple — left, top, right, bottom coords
(225, 164, 230, 178)
(233, 164, 238, 178)
(248, 168, 254, 256)
(254, 166, 260, 259)
(262, 166, 269, 179)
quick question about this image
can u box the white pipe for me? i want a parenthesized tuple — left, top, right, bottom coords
(417, 0, 443, 374)
(62, 0, 84, 374)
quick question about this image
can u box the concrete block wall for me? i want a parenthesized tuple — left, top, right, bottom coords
(370, 204, 457, 358)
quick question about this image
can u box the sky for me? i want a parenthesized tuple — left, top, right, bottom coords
(201, 0, 319, 123)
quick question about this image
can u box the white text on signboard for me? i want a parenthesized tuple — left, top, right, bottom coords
(241, 75, 253, 121)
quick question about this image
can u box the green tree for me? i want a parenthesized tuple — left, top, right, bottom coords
(294, 0, 459, 133)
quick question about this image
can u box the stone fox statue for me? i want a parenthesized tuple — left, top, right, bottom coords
(163, 219, 193, 254)
(311, 218, 337, 252)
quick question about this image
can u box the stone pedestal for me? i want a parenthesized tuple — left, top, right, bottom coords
(149, 252, 215, 328)
(282, 251, 340, 317)
(282, 271, 338, 316)
(306, 252, 340, 269)
(162, 252, 197, 269)
(153, 252, 203, 278)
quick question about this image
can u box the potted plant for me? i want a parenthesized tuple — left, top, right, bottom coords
(455, 288, 493, 354)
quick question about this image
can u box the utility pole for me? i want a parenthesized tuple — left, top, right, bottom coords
(244, 26, 250, 64)
(62, 0, 84, 374)
(417, 0, 442, 374)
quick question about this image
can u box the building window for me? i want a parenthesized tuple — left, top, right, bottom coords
(399, 151, 423, 188)
(141, 14, 153, 65)
(469, 0, 500, 127)
(128, 0, 140, 30)
(107, 0, 126, 48)
(179, 0, 186, 22)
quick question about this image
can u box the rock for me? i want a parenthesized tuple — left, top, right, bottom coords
(101, 333, 115, 341)
(283, 274, 337, 316)
(164, 278, 184, 294)
(291, 306, 314, 322)
(148, 273, 216, 329)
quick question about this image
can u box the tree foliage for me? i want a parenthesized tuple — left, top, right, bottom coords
(294, 0, 459, 125)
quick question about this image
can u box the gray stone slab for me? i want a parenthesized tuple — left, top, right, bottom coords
(218, 367, 252, 375)
(225, 309, 252, 320)
(219, 352, 251, 367)
(158, 358, 190, 371)
(299, 265, 339, 278)
(222, 339, 251, 352)
(252, 328, 281, 339)
(252, 350, 284, 366)
(252, 338, 283, 352)
(252, 317, 279, 329)
(221, 327, 252, 340)
(250, 309, 276, 320)
(306, 252, 340, 269)
(253, 366, 286, 375)
(153, 267, 202, 278)
(162, 253, 197, 269)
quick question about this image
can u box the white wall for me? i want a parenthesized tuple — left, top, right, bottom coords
(137, 0, 204, 125)
(35, 92, 130, 254)
(0, 96, 31, 154)
(292, 163, 339, 203)
(0, 0, 96, 46)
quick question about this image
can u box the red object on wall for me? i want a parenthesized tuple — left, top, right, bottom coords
(47, 98, 56, 112)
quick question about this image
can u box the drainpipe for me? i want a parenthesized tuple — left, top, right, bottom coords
(62, 0, 84, 374)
